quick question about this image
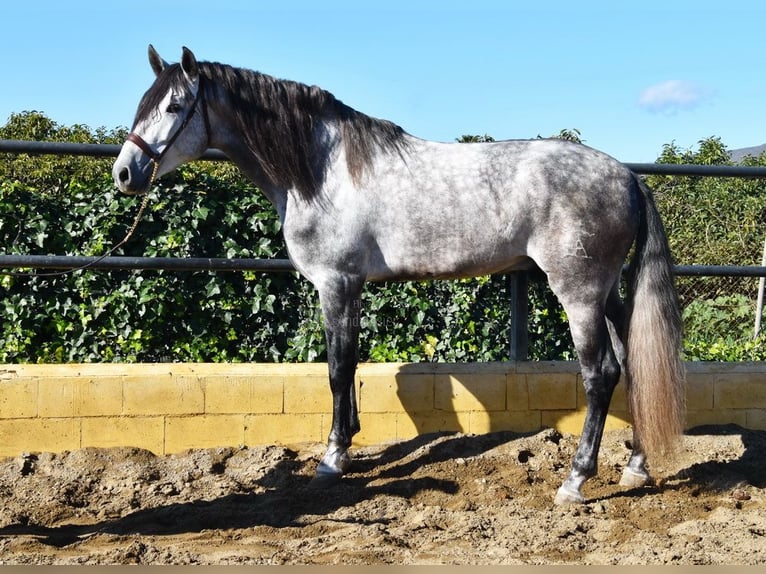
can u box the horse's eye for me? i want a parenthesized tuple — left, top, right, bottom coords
(166, 103, 183, 114)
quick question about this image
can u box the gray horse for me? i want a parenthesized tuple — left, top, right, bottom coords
(113, 46, 685, 505)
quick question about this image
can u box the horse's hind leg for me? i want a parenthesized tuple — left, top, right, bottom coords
(553, 296, 622, 505)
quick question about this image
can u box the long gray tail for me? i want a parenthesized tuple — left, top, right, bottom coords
(625, 177, 686, 461)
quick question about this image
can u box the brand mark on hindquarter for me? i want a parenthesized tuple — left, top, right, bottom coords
(566, 225, 594, 259)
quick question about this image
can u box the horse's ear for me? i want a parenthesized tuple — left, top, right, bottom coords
(181, 47, 199, 84)
(148, 44, 168, 77)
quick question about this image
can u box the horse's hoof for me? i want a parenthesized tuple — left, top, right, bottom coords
(316, 446, 352, 477)
(619, 467, 651, 488)
(554, 485, 585, 505)
(315, 459, 348, 477)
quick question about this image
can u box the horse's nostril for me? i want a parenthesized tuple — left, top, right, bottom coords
(118, 167, 131, 185)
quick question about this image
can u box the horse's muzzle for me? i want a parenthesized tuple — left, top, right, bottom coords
(113, 162, 152, 196)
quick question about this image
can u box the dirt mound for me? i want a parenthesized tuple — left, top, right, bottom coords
(0, 425, 763, 564)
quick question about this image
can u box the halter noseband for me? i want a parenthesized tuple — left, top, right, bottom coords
(126, 76, 210, 168)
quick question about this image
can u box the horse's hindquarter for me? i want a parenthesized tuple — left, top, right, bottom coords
(514, 141, 639, 283)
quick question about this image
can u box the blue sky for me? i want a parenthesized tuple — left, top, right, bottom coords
(2, 0, 765, 162)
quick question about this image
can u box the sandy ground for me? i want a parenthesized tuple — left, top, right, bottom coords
(0, 423, 763, 565)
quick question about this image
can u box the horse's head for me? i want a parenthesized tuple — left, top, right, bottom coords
(113, 45, 209, 195)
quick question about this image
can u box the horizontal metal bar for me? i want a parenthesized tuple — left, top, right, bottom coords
(625, 162, 766, 178)
(0, 139, 120, 158)
(618, 264, 766, 278)
(3, 139, 766, 177)
(1, 255, 765, 278)
(0, 255, 296, 273)
(674, 265, 766, 277)
(0, 139, 228, 161)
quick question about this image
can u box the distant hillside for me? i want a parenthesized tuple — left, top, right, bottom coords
(729, 144, 766, 163)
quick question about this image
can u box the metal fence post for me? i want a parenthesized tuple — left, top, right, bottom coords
(509, 271, 529, 361)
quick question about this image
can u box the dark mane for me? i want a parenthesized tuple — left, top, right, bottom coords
(136, 60, 408, 197)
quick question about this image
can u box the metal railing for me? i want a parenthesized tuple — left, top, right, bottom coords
(3, 138, 766, 360)
(8, 138, 766, 177)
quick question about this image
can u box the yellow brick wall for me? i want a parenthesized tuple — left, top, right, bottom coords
(0, 361, 763, 457)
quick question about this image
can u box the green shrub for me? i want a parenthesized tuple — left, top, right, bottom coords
(681, 294, 766, 361)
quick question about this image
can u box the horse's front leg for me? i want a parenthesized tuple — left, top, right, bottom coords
(315, 276, 363, 477)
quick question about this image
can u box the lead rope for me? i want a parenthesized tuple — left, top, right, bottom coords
(1, 160, 158, 278)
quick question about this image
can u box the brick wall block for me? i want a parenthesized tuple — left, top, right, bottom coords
(528, 373, 578, 410)
(686, 377, 715, 410)
(37, 379, 75, 418)
(355, 413, 399, 446)
(745, 409, 766, 430)
(359, 374, 434, 413)
(245, 413, 324, 446)
(714, 375, 766, 409)
(81, 416, 164, 454)
(506, 374, 529, 411)
(283, 375, 332, 414)
(123, 375, 204, 415)
(0, 418, 79, 457)
(165, 414, 246, 452)
(434, 374, 506, 412)
(75, 377, 124, 416)
(0, 378, 37, 418)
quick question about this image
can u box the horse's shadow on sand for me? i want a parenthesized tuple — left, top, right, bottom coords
(0, 431, 521, 548)
(1, 424, 763, 547)
(594, 423, 766, 503)
(670, 424, 766, 489)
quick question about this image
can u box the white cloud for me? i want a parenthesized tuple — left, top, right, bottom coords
(638, 80, 712, 114)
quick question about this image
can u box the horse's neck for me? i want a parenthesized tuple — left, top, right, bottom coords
(210, 108, 342, 217)
(210, 120, 290, 218)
